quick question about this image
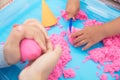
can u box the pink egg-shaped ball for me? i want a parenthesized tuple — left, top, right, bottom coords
(20, 39, 42, 62)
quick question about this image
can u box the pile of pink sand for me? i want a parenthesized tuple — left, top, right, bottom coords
(48, 34, 72, 80)
(83, 19, 103, 27)
(63, 68, 76, 78)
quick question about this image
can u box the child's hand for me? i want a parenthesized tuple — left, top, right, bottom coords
(4, 19, 48, 65)
(71, 26, 105, 50)
(66, 0, 80, 20)
(19, 40, 62, 80)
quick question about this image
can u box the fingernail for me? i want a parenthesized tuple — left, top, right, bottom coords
(82, 48, 85, 51)
(13, 24, 19, 28)
(17, 25, 23, 31)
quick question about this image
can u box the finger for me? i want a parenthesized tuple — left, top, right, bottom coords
(24, 19, 49, 39)
(7, 26, 24, 46)
(73, 35, 85, 44)
(34, 32, 47, 52)
(23, 24, 46, 45)
(25, 19, 49, 39)
(82, 42, 93, 50)
(74, 40, 88, 47)
(4, 26, 24, 64)
(31, 25, 47, 47)
(23, 25, 35, 39)
(72, 17, 76, 21)
(15, 25, 23, 31)
(71, 30, 83, 38)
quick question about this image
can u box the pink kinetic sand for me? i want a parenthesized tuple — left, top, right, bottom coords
(61, 10, 88, 20)
(83, 20, 120, 79)
(20, 39, 42, 62)
(63, 69, 76, 78)
(48, 34, 72, 80)
(83, 19, 103, 27)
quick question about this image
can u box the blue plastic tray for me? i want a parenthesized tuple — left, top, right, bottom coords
(0, 0, 120, 80)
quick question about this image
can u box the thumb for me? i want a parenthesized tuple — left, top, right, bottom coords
(7, 26, 24, 46)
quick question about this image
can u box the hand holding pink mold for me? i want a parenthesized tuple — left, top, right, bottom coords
(20, 33, 73, 80)
(18, 18, 73, 80)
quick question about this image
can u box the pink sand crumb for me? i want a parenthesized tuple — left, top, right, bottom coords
(57, 16, 61, 20)
(0, 42, 5, 45)
(96, 72, 100, 77)
(100, 74, 108, 80)
(82, 56, 91, 63)
(60, 31, 67, 37)
(58, 25, 63, 28)
(115, 74, 119, 80)
(63, 69, 76, 78)
(97, 64, 101, 70)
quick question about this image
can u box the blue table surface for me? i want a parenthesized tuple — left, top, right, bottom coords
(0, 0, 120, 80)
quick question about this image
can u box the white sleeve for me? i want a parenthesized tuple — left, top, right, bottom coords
(0, 45, 10, 68)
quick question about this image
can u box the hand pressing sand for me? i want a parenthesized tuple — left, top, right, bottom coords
(71, 17, 120, 50)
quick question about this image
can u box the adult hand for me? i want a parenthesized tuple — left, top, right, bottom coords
(4, 19, 48, 65)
